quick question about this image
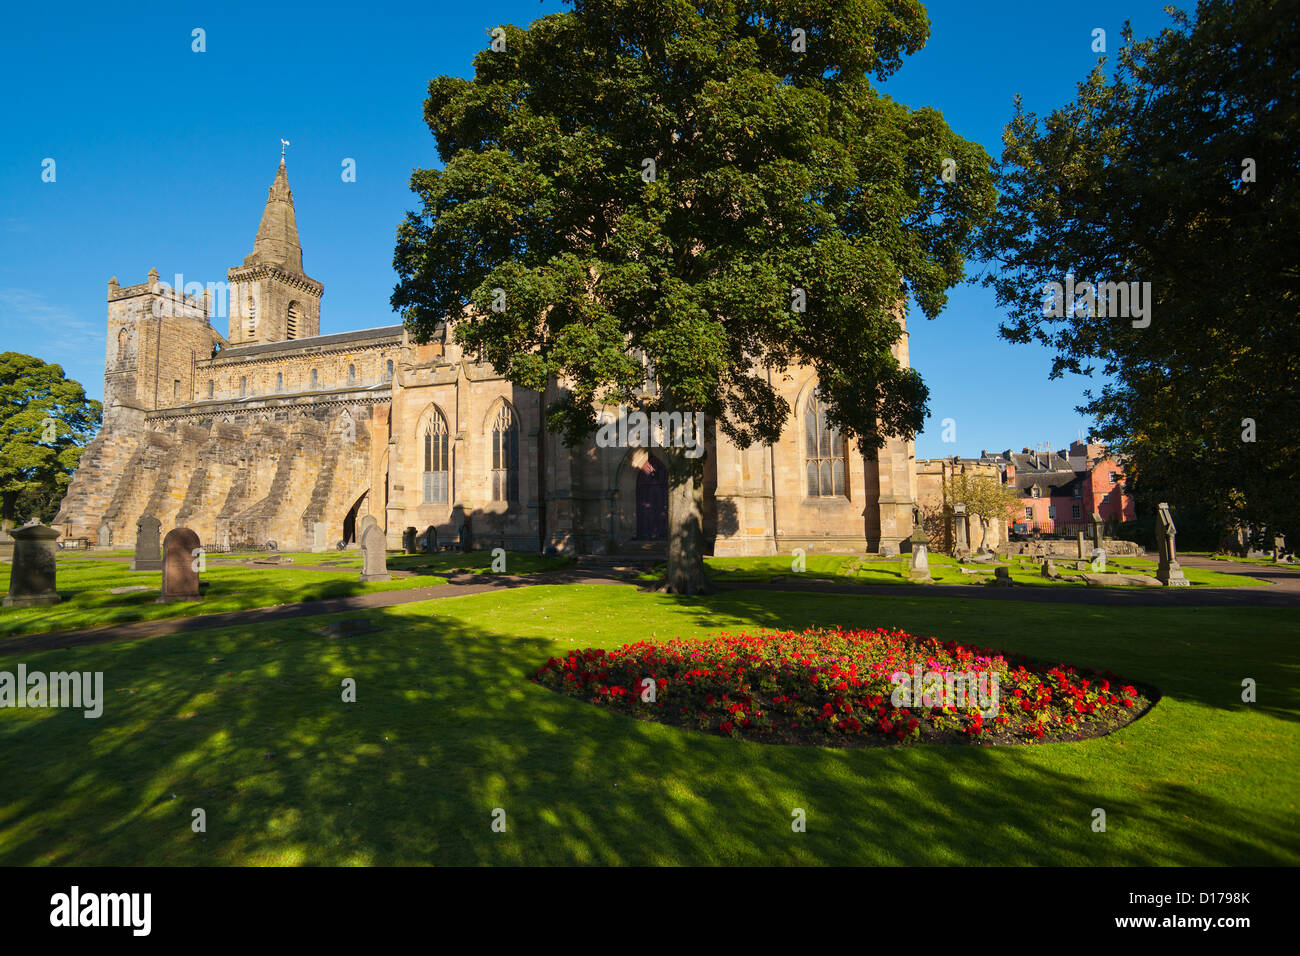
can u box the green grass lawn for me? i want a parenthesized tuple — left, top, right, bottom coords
(0, 559, 444, 640)
(646, 553, 1268, 588)
(0, 584, 1294, 865)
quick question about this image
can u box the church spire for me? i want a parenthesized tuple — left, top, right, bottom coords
(243, 158, 304, 274)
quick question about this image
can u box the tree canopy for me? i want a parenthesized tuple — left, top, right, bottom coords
(0, 353, 101, 527)
(978, 0, 1299, 547)
(393, 0, 996, 589)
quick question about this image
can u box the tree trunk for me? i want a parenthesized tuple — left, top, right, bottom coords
(662, 449, 712, 594)
(1, 491, 14, 531)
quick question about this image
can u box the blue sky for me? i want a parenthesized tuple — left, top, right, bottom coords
(0, 0, 1181, 458)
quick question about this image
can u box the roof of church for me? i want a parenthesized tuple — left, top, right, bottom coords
(214, 324, 405, 360)
(243, 159, 305, 274)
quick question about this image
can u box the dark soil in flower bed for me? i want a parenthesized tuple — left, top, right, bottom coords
(532, 627, 1157, 747)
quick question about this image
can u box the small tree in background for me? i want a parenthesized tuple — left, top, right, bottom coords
(942, 473, 1019, 551)
(0, 353, 101, 528)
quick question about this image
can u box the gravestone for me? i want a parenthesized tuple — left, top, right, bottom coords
(1041, 558, 1058, 580)
(952, 503, 969, 555)
(402, 527, 417, 554)
(1076, 531, 1086, 560)
(360, 516, 391, 582)
(0, 528, 13, 562)
(312, 522, 328, 553)
(990, 566, 1013, 587)
(458, 519, 472, 553)
(1091, 512, 1104, 551)
(130, 515, 163, 571)
(3, 523, 61, 606)
(423, 525, 438, 554)
(97, 522, 112, 549)
(906, 506, 931, 581)
(1155, 502, 1189, 587)
(157, 527, 202, 603)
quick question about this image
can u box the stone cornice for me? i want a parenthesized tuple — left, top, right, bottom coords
(226, 264, 324, 296)
(146, 389, 392, 424)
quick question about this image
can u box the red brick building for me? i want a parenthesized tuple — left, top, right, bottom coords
(1001, 441, 1135, 536)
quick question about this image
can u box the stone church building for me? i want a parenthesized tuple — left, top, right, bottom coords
(55, 160, 920, 557)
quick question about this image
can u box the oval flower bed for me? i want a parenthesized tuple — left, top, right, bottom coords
(532, 627, 1154, 747)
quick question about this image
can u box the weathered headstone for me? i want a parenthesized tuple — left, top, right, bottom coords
(97, 522, 113, 549)
(991, 566, 1013, 587)
(130, 515, 163, 571)
(157, 527, 202, 603)
(458, 519, 472, 553)
(1091, 512, 1104, 550)
(952, 503, 968, 555)
(312, 522, 328, 553)
(1155, 502, 1189, 587)
(360, 516, 391, 582)
(423, 525, 438, 554)
(1076, 530, 1086, 560)
(402, 527, 417, 554)
(906, 505, 931, 581)
(3, 524, 61, 606)
(1041, 558, 1058, 580)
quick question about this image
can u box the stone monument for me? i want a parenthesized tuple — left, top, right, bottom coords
(402, 527, 417, 554)
(1155, 502, 1189, 587)
(97, 522, 113, 549)
(1076, 530, 1086, 561)
(3, 523, 61, 606)
(906, 505, 931, 581)
(458, 518, 472, 553)
(423, 525, 438, 554)
(360, 516, 391, 582)
(312, 522, 328, 553)
(157, 527, 202, 602)
(130, 515, 163, 571)
(952, 503, 969, 555)
(1091, 512, 1104, 551)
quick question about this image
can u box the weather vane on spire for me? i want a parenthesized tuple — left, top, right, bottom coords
(280, 138, 290, 158)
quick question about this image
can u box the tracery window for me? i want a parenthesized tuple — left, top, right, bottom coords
(490, 404, 518, 502)
(422, 411, 450, 504)
(803, 392, 845, 497)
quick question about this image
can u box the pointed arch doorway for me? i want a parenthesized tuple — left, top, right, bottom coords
(635, 455, 668, 540)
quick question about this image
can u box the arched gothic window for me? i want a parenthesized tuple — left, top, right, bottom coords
(423, 411, 450, 504)
(804, 392, 846, 497)
(116, 328, 128, 364)
(490, 404, 518, 502)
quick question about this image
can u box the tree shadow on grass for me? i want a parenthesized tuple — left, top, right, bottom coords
(0, 599, 1295, 866)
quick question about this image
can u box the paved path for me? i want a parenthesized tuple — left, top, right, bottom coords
(6, 555, 1296, 659)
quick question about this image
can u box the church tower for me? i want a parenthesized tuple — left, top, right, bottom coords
(226, 157, 324, 345)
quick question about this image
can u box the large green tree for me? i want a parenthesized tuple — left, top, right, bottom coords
(979, 0, 1299, 547)
(0, 353, 101, 528)
(393, 0, 995, 591)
